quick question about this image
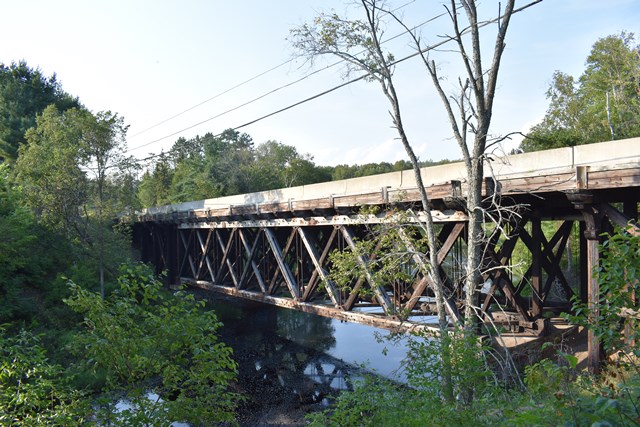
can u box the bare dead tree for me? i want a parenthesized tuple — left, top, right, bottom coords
(292, 0, 543, 333)
(388, 0, 547, 329)
(290, 0, 451, 331)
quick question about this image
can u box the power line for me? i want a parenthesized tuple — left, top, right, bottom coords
(128, 59, 292, 139)
(126, 11, 449, 154)
(125, 0, 423, 148)
(128, 0, 541, 167)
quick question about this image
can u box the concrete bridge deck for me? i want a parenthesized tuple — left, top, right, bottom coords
(139, 138, 639, 224)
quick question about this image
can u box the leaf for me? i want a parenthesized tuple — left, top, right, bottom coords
(562, 354, 578, 370)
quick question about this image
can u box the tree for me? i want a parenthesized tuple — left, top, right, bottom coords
(0, 61, 80, 162)
(79, 110, 132, 298)
(250, 140, 330, 190)
(522, 32, 640, 151)
(0, 164, 73, 324)
(65, 263, 239, 426)
(15, 105, 88, 235)
(204, 129, 255, 196)
(15, 105, 133, 297)
(291, 0, 525, 331)
(138, 154, 175, 207)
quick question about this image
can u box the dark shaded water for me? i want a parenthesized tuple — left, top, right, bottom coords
(204, 295, 412, 425)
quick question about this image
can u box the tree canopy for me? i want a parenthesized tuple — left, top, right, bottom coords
(522, 32, 640, 151)
(0, 61, 81, 161)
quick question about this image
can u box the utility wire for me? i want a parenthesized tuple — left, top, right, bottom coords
(128, 0, 418, 141)
(128, 59, 292, 139)
(126, 11, 447, 154)
(128, 0, 542, 167)
(129, 0, 422, 147)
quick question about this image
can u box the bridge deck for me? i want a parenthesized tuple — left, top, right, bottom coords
(139, 138, 639, 224)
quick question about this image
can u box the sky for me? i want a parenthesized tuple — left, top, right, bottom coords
(1, 0, 639, 167)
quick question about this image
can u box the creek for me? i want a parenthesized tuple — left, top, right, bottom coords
(205, 294, 414, 425)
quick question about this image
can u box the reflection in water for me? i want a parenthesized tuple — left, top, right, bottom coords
(276, 308, 336, 352)
(201, 294, 411, 424)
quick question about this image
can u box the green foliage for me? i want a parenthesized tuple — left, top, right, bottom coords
(308, 329, 508, 427)
(406, 328, 495, 400)
(522, 32, 640, 151)
(289, 11, 394, 81)
(138, 155, 175, 207)
(65, 263, 240, 426)
(312, 340, 640, 426)
(14, 105, 88, 233)
(0, 328, 90, 426)
(306, 375, 404, 427)
(138, 129, 333, 208)
(328, 208, 423, 316)
(565, 226, 640, 364)
(0, 60, 81, 161)
(0, 164, 76, 325)
(15, 105, 134, 297)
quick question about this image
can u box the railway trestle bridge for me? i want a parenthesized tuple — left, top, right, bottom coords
(132, 138, 640, 364)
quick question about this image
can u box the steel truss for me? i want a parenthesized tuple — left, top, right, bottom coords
(131, 199, 632, 334)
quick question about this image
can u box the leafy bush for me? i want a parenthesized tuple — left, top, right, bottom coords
(65, 263, 240, 426)
(0, 328, 89, 426)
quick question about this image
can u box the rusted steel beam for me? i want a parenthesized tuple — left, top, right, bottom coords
(297, 228, 340, 307)
(481, 218, 533, 323)
(184, 279, 440, 334)
(539, 221, 574, 300)
(340, 226, 393, 315)
(531, 218, 543, 318)
(267, 228, 297, 295)
(519, 226, 574, 303)
(303, 227, 339, 302)
(264, 228, 301, 300)
(179, 230, 197, 279)
(397, 226, 461, 323)
(602, 203, 640, 236)
(583, 207, 603, 374)
(237, 229, 266, 292)
(214, 229, 240, 288)
(342, 234, 385, 312)
(195, 229, 216, 282)
(177, 210, 469, 229)
(567, 192, 604, 373)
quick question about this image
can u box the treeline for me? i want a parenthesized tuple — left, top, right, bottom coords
(0, 61, 241, 424)
(138, 130, 453, 208)
(520, 31, 640, 151)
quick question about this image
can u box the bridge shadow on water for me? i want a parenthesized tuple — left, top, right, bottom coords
(199, 293, 408, 426)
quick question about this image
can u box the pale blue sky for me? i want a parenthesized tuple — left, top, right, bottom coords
(1, 1, 638, 166)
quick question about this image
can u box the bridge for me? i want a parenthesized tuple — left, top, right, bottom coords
(131, 138, 640, 345)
